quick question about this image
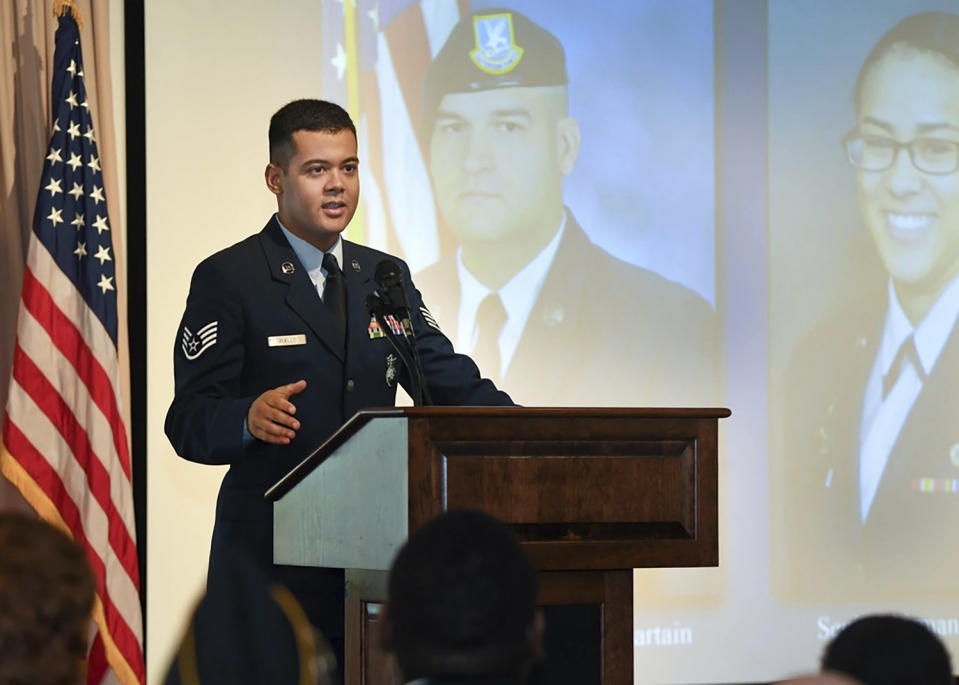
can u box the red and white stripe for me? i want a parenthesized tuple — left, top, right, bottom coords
(2, 238, 144, 685)
(357, 0, 466, 269)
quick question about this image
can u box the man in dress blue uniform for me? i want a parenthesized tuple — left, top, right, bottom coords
(415, 8, 716, 408)
(165, 99, 511, 671)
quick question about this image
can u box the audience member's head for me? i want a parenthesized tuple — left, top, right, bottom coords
(164, 548, 336, 685)
(777, 673, 863, 685)
(821, 614, 952, 685)
(0, 512, 95, 685)
(385, 509, 543, 683)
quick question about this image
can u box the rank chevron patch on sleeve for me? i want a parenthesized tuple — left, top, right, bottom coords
(181, 320, 218, 360)
(420, 306, 441, 331)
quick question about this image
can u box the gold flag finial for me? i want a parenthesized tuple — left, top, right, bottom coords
(53, 0, 83, 30)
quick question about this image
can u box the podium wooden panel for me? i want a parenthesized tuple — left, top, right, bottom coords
(267, 407, 728, 685)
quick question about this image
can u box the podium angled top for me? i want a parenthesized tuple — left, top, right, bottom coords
(267, 406, 729, 572)
(265, 406, 729, 501)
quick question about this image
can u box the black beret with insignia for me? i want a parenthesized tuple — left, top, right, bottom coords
(422, 8, 568, 130)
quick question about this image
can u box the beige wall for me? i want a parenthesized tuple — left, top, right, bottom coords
(145, 0, 326, 679)
(110, 0, 125, 241)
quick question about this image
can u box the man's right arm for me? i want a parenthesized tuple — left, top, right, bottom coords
(164, 258, 257, 465)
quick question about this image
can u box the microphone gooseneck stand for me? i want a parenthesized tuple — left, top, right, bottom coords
(365, 293, 433, 406)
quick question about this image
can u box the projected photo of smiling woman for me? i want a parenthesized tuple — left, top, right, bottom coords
(779, 11, 959, 600)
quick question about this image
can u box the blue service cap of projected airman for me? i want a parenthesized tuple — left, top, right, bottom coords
(422, 8, 568, 128)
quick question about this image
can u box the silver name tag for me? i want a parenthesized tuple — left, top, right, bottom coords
(267, 334, 307, 347)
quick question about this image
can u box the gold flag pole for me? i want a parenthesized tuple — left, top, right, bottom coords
(342, 0, 366, 244)
(53, 0, 83, 28)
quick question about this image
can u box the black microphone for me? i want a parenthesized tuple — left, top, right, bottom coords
(369, 259, 432, 405)
(374, 259, 415, 340)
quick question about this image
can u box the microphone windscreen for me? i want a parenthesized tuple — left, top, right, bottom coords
(373, 259, 409, 311)
(374, 259, 403, 286)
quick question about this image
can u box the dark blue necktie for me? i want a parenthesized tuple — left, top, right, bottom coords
(882, 335, 925, 399)
(473, 292, 506, 383)
(322, 253, 346, 348)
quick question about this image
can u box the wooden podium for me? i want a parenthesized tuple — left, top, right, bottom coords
(266, 406, 728, 685)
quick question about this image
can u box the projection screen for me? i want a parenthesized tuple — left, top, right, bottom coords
(145, 1, 959, 682)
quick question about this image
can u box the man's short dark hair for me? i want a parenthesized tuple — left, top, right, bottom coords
(0, 512, 96, 685)
(854, 12, 959, 111)
(387, 509, 538, 681)
(822, 614, 953, 685)
(268, 99, 357, 169)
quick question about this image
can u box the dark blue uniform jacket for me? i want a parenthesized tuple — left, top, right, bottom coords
(165, 217, 511, 635)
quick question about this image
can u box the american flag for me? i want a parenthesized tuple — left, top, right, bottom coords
(321, 0, 470, 269)
(0, 7, 145, 685)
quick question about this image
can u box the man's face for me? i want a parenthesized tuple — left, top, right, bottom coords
(428, 86, 572, 246)
(856, 47, 959, 299)
(266, 129, 359, 251)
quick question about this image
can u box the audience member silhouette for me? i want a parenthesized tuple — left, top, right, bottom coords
(383, 509, 544, 684)
(164, 547, 337, 685)
(821, 614, 952, 685)
(0, 512, 95, 685)
(777, 673, 864, 685)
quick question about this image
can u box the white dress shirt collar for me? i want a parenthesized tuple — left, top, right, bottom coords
(879, 274, 959, 377)
(275, 213, 344, 295)
(455, 211, 567, 373)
